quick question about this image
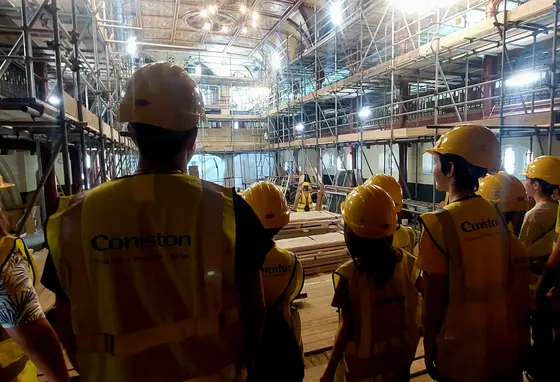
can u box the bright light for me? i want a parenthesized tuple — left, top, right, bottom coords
(203, 22, 211, 30)
(241, 26, 248, 34)
(331, 1, 343, 26)
(358, 107, 371, 118)
(505, 71, 541, 87)
(126, 36, 137, 55)
(251, 19, 258, 28)
(295, 123, 304, 132)
(392, 0, 456, 15)
(234, 121, 239, 129)
(207, 4, 217, 14)
(251, 11, 259, 20)
(221, 25, 229, 33)
(253, 87, 270, 96)
(504, 147, 515, 175)
(271, 52, 282, 70)
(195, 65, 202, 76)
(48, 96, 60, 105)
(240, 4, 247, 13)
(200, 8, 208, 17)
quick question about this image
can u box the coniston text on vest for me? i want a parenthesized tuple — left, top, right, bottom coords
(460, 218, 499, 233)
(91, 234, 192, 251)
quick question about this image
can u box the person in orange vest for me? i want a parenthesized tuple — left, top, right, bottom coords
(418, 125, 529, 382)
(321, 184, 420, 382)
(0, 176, 69, 382)
(242, 181, 304, 381)
(40, 63, 273, 382)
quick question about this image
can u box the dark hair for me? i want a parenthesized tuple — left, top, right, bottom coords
(438, 153, 488, 192)
(531, 178, 557, 197)
(344, 224, 398, 287)
(131, 123, 197, 162)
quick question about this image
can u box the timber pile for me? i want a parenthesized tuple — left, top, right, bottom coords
(275, 211, 342, 240)
(276, 232, 349, 276)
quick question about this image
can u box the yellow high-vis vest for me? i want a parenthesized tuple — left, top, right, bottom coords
(333, 258, 420, 380)
(0, 237, 39, 382)
(393, 225, 419, 283)
(47, 173, 241, 382)
(420, 196, 520, 381)
(262, 245, 304, 346)
(296, 193, 313, 212)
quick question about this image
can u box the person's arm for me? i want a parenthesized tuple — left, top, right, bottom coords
(423, 272, 447, 379)
(321, 308, 349, 382)
(0, 254, 69, 381)
(536, 239, 560, 308)
(5, 319, 69, 382)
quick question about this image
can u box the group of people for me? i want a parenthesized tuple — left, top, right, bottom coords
(1, 62, 560, 382)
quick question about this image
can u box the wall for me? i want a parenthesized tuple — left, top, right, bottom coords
(0, 151, 40, 193)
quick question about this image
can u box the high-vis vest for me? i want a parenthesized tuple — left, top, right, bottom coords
(0, 237, 39, 382)
(46, 173, 241, 382)
(393, 225, 419, 284)
(419, 196, 520, 381)
(262, 245, 304, 338)
(296, 193, 313, 212)
(334, 257, 419, 381)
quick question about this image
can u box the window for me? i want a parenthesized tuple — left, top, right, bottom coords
(524, 149, 534, 170)
(503, 147, 515, 175)
(422, 152, 433, 175)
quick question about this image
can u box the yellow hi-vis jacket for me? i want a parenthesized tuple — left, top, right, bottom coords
(419, 196, 524, 382)
(333, 255, 420, 380)
(262, 245, 304, 346)
(0, 237, 39, 382)
(46, 173, 241, 382)
(296, 192, 313, 212)
(393, 225, 419, 284)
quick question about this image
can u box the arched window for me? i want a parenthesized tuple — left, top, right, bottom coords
(503, 147, 515, 175)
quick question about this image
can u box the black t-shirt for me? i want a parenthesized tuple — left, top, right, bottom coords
(41, 191, 274, 301)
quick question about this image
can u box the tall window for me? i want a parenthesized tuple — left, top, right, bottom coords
(524, 149, 534, 169)
(503, 147, 515, 175)
(422, 152, 433, 175)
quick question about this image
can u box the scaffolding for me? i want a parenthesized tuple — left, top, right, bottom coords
(262, 0, 560, 210)
(0, 0, 138, 232)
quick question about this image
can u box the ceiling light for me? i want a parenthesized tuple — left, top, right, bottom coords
(126, 35, 137, 55)
(358, 107, 371, 118)
(203, 22, 211, 30)
(200, 8, 207, 17)
(240, 4, 247, 13)
(241, 26, 248, 34)
(221, 25, 229, 33)
(331, 1, 343, 26)
(251, 11, 259, 20)
(295, 123, 304, 132)
(48, 96, 60, 105)
(251, 19, 258, 28)
(207, 4, 217, 14)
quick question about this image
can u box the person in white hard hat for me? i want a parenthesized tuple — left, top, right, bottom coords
(41, 63, 273, 382)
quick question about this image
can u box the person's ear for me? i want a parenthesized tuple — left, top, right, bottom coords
(447, 162, 455, 178)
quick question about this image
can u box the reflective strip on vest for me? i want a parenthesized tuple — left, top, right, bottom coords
(47, 174, 240, 381)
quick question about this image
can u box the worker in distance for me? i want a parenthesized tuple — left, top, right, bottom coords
(417, 124, 529, 382)
(321, 183, 420, 382)
(41, 62, 274, 382)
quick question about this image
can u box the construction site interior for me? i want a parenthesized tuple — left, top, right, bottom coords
(0, 0, 558, 380)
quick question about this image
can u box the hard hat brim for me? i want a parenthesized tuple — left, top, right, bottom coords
(0, 183, 15, 189)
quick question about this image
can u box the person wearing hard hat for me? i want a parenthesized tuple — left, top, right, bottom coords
(417, 125, 529, 382)
(40, 63, 273, 382)
(477, 171, 528, 236)
(0, 176, 69, 382)
(242, 181, 304, 382)
(320, 184, 420, 382)
(364, 174, 419, 281)
(519, 156, 560, 280)
(296, 182, 315, 212)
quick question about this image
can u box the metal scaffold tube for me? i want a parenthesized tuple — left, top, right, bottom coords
(549, 0, 559, 155)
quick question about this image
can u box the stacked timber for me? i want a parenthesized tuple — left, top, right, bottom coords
(276, 232, 349, 276)
(275, 211, 342, 240)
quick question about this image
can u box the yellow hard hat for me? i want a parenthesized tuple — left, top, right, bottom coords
(341, 184, 397, 239)
(522, 155, 560, 186)
(302, 182, 310, 187)
(242, 181, 290, 229)
(118, 62, 206, 131)
(0, 176, 15, 189)
(426, 125, 501, 173)
(477, 172, 527, 212)
(364, 174, 403, 212)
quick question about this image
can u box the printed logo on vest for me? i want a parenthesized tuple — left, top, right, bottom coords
(91, 234, 192, 251)
(460, 218, 499, 233)
(262, 264, 292, 276)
